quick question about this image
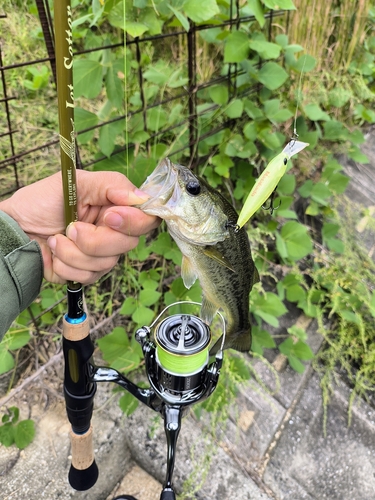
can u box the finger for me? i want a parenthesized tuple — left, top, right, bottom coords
(76, 170, 150, 208)
(48, 232, 124, 269)
(35, 239, 66, 284)
(50, 254, 111, 285)
(103, 207, 160, 235)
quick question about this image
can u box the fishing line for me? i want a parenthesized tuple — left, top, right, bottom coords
(123, 0, 129, 180)
(291, 0, 317, 140)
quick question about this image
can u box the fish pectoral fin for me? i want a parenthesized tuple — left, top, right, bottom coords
(202, 247, 235, 272)
(181, 256, 198, 289)
(200, 296, 218, 325)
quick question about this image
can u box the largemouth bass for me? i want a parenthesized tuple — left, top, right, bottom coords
(138, 158, 259, 354)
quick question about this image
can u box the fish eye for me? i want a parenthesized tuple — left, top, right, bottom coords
(186, 180, 201, 196)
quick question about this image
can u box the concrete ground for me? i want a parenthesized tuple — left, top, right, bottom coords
(1, 129, 374, 500)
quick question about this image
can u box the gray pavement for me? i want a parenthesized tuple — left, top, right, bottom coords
(1, 129, 375, 499)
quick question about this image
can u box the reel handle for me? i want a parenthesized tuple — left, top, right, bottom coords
(63, 312, 99, 491)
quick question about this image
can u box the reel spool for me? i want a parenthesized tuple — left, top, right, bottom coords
(154, 314, 211, 396)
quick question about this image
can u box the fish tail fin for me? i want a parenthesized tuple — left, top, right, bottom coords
(209, 328, 251, 356)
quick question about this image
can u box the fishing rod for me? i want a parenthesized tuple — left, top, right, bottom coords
(53, 3, 224, 498)
(54, 0, 98, 491)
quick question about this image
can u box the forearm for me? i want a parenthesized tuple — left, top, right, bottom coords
(0, 210, 43, 340)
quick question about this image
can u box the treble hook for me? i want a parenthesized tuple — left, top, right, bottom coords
(262, 188, 281, 215)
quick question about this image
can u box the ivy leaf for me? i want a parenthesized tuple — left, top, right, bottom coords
(147, 107, 168, 131)
(5, 330, 31, 351)
(0, 348, 15, 375)
(257, 62, 288, 90)
(322, 223, 340, 240)
(287, 355, 306, 373)
(247, 0, 265, 27)
(277, 221, 313, 261)
(120, 296, 138, 316)
(340, 310, 361, 324)
(168, 4, 190, 32)
(98, 328, 142, 373)
(150, 232, 181, 265)
(132, 306, 155, 326)
(0, 422, 14, 447)
(75, 107, 98, 144)
(298, 179, 313, 198)
(184, 0, 220, 23)
(323, 120, 350, 141)
(289, 54, 316, 72)
(97, 327, 129, 363)
(261, 0, 296, 10)
(119, 392, 139, 416)
(126, 155, 157, 187)
(209, 85, 228, 105)
(310, 182, 331, 205)
(249, 40, 281, 59)
(225, 99, 243, 119)
(139, 8, 163, 35)
(139, 289, 161, 307)
(253, 292, 287, 327)
(108, 1, 149, 36)
(131, 130, 151, 144)
(326, 238, 345, 254)
(74, 59, 103, 99)
(14, 420, 35, 450)
(304, 103, 330, 121)
(286, 284, 306, 302)
(224, 31, 250, 63)
(279, 337, 313, 363)
(99, 120, 124, 158)
(105, 63, 123, 109)
(326, 172, 350, 195)
(347, 146, 369, 163)
(143, 64, 171, 86)
(252, 326, 276, 355)
(287, 325, 308, 342)
(264, 99, 293, 123)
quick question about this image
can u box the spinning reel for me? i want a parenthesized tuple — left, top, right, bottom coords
(65, 302, 224, 499)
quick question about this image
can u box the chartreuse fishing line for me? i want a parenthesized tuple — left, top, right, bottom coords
(155, 314, 210, 376)
(153, 310, 211, 395)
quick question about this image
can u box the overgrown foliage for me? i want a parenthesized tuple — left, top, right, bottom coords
(1, 0, 375, 449)
(0, 406, 35, 450)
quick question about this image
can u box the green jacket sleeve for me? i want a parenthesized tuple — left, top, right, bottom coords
(0, 211, 43, 341)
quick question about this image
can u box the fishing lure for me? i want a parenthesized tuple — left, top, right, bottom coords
(237, 140, 309, 228)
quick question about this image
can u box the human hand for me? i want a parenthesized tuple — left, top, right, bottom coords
(0, 170, 160, 284)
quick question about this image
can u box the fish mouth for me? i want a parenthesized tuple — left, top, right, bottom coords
(138, 158, 181, 212)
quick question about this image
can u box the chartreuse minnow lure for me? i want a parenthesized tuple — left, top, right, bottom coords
(237, 140, 309, 228)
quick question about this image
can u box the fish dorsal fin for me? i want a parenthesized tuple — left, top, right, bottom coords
(202, 246, 235, 272)
(200, 296, 218, 325)
(181, 256, 198, 289)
